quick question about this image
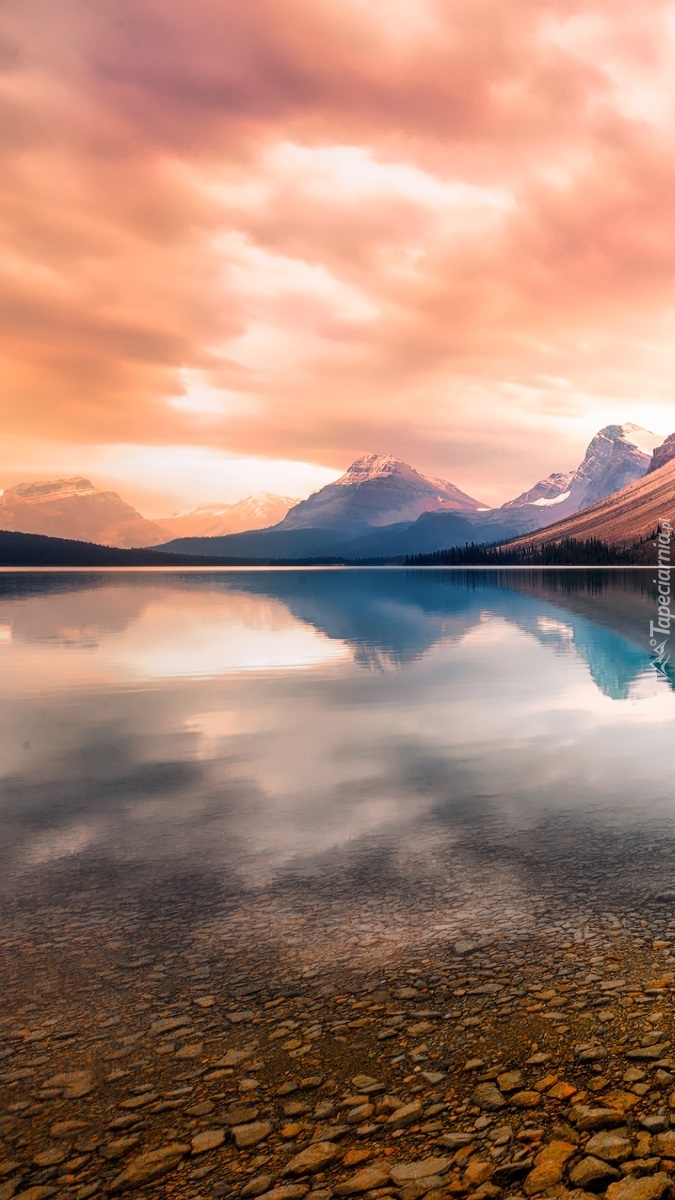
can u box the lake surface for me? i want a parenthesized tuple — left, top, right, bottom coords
(5, 568, 675, 1198)
(2, 567, 675, 976)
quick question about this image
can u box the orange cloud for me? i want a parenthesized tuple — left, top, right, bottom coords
(2, 0, 675, 507)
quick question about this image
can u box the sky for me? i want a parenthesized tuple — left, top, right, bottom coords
(2, 0, 675, 515)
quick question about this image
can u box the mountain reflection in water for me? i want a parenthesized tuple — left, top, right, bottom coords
(1, 568, 674, 941)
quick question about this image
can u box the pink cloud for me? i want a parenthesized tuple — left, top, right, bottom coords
(1, 0, 675, 504)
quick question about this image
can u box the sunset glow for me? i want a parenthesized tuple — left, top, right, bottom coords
(3, 0, 675, 511)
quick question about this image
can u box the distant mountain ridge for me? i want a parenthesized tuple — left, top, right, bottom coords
(159, 493, 298, 539)
(0, 478, 169, 548)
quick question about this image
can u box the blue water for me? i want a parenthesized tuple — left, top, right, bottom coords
(1, 568, 674, 957)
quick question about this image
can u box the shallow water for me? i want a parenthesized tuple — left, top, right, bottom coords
(1, 567, 674, 967)
(4, 567, 675, 1199)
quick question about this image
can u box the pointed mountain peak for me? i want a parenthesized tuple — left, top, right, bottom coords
(587, 422, 661, 454)
(503, 421, 663, 517)
(337, 454, 415, 485)
(278, 452, 484, 530)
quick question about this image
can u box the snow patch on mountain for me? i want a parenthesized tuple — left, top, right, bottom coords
(621, 423, 663, 457)
(532, 491, 571, 507)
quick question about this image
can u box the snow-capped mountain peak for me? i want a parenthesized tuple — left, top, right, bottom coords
(336, 454, 413, 486)
(502, 422, 664, 521)
(278, 453, 485, 531)
(615, 422, 663, 457)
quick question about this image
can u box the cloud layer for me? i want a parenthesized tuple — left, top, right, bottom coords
(2, 0, 675, 507)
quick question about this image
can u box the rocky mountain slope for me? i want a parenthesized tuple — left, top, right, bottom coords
(647, 432, 675, 475)
(505, 445, 675, 549)
(0, 478, 170, 548)
(277, 454, 485, 532)
(502, 423, 662, 520)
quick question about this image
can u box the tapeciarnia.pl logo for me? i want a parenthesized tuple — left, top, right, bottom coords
(651, 520, 673, 675)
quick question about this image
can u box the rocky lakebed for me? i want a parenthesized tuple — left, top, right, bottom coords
(5, 824, 675, 1200)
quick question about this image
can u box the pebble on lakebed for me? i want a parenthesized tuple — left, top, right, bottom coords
(6, 840, 675, 1200)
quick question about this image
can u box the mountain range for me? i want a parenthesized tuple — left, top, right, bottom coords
(506, 441, 675, 551)
(1, 421, 671, 562)
(502, 423, 661, 520)
(157, 424, 665, 560)
(0, 480, 298, 548)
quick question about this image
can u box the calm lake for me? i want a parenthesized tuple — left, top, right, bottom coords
(2, 567, 675, 970)
(4, 568, 675, 1193)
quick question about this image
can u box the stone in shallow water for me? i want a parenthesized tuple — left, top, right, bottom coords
(284, 1142, 340, 1176)
(570, 1105, 625, 1131)
(256, 1190, 309, 1200)
(43, 1070, 94, 1099)
(389, 1158, 452, 1183)
(472, 1083, 506, 1111)
(232, 1121, 272, 1149)
(568, 1155, 621, 1188)
(333, 1163, 392, 1194)
(524, 1138, 577, 1195)
(108, 1143, 189, 1192)
(606, 1174, 671, 1200)
(386, 1101, 423, 1128)
(191, 1128, 225, 1154)
(584, 1131, 633, 1162)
